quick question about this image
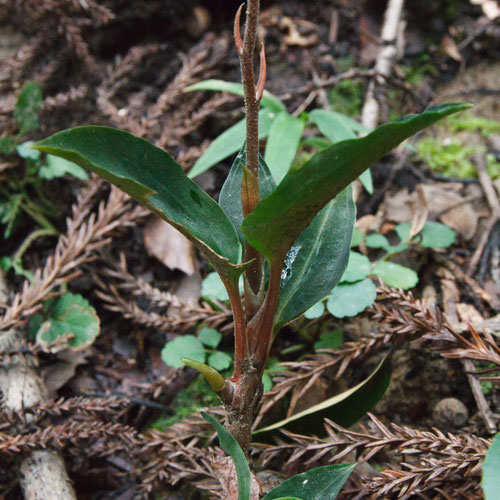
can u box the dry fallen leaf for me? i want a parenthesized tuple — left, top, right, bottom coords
(143, 218, 196, 275)
(409, 185, 429, 240)
(470, 0, 500, 20)
(440, 35, 464, 63)
(420, 184, 478, 240)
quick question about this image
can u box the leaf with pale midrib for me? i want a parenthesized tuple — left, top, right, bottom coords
(34, 126, 247, 280)
(242, 103, 472, 261)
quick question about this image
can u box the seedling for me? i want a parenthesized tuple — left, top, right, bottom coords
(32, 1, 470, 474)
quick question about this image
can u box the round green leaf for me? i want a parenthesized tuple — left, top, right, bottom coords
(365, 233, 390, 250)
(207, 351, 232, 371)
(304, 301, 325, 319)
(161, 335, 205, 369)
(35, 293, 100, 349)
(326, 279, 377, 318)
(371, 261, 418, 290)
(201, 272, 229, 302)
(198, 327, 222, 348)
(420, 221, 456, 248)
(340, 252, 371, 283)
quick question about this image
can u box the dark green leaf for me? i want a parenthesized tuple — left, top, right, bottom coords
(188, 108, 276, 179)
(264, 112, 305, 183)
(14, 81, 43, 135)
(184, 79, 285, 113)
(254, 356, 392, 437)
(35, 293, 100, 349)
(326, 278, 377, 318)
(202, 412, 251, 500)
(274, 186, 355, 328)
(34, 126, 246, 280)
(314, 330, 343, 351)
(0, 136, 16, 155)
(241, 104, 471, 261)
(219, 148, 276, 242)
(262, 464, 355, 500)
(482, 432, 500, 500)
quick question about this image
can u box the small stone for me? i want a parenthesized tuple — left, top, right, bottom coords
(433, 397, 469, 428)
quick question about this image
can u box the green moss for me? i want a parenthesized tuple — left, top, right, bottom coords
(328, 79, 364, 117)
(415, 137, 478, 178)
(151, 374, 220, 430)
(448, 113, 500, 136)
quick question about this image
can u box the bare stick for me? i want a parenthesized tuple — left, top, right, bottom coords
(361, 0, 405, 129)
(468, 153, 500, 275)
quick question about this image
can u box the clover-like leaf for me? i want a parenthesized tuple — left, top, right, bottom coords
(161, 335, 205, 369)
(371, 261, 418, 290)
(208, 351, 232, 371)
(35, 293, 100, 350)
(326, 279, 377, 318)
(340, 251, 371, 283)
(198, 328, 222, 348)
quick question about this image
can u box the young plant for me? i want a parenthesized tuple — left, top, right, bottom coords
(32, 1, 470, 459)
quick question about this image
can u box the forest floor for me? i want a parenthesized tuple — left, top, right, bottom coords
(0, 0, 499, 498)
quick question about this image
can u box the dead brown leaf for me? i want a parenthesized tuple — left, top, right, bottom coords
(143, 218, 196, 275)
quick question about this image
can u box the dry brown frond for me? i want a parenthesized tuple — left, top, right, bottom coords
(0, 182, 148, 333)
(258, 414, 489, 499)
(93, 254, 232, 332)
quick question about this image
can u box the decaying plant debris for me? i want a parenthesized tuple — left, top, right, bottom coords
(1, 0, 499, 498)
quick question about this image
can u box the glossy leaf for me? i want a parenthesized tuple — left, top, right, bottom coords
(254, 356, 392, 437)
(219, 148, 276, 242)
(371, 261, 418, 290)
(202, 412, 251, 500)
(482, 431, 500, 500)
(264, 112, 305, 183)
(184, 79, 285, 113)
(188, 108, 276, 179)
(34, 293, 100, 350)
(274, 186, 355, 328)
(326, 278, 377, 318)
(308, 109, 373, 194)
(34, 126, 246, 280)
(242, 103, 471, 261)
(262, 464, 355, 500)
